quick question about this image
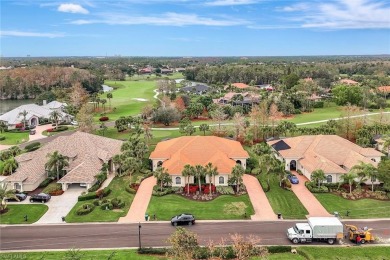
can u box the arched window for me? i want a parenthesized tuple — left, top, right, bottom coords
(157, 161, 163, 167)
(326, 175, 332, 183)
(219, 176, 224, 184)
(236, 160, 242, 165)
(175, 177, 181, 185)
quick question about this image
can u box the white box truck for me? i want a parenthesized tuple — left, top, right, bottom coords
(287, 217, 343, 244)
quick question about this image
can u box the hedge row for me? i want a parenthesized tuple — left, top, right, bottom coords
(25, 142, 41, 150)
(0, 136, 5, 141)
(305, 182, 329, 193)
(78, 187, 111, 201)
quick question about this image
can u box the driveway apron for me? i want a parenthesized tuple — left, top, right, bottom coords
(243, 174, 277, 220)
(34, 186, 85, 224)
(290, 172, 331, 217)
(119, 176, 157, 223)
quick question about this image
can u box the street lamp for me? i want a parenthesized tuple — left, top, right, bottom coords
(138, 222, 142, 249)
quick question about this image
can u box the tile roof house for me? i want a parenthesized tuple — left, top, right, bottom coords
(214, 92, 260, 105)
(377, 86, 390, 93)
(0, 101, 72, 129)
(267, 135, 383, 184)
(4, 132, 123, 192)
(150, 136, 249, 187)
(180, 84, 210, 94)
(340, 79, 359, 85)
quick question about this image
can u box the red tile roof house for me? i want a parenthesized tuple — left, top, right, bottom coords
(339, 79, 359, 85)
(224, 82, 250, 90)
(377, 86, 390, 93)
(4, 132, 122, 192)
(149, 136, 249, 187)
(267, 135, 384, 184)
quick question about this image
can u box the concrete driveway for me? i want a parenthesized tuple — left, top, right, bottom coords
(34, 186, 85, 224)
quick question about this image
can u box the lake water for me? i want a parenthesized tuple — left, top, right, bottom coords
(0, 99, 34, 114)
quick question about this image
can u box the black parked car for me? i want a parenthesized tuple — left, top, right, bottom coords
(30, 193, 51, 203)
(5, 193, 27, 202)
(171, 213, 195, 226)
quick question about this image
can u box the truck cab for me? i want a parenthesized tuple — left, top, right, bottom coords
(287, 223, 313, 244)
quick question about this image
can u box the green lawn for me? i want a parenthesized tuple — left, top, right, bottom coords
(287, 105, 342, 124)
(65, 176, 135, 223)
(0, 204, 48, 224)
(127, 72, 184, 80)
(298, 246, 390, 260)
(0, 131, 29, 145)
(96, 80, 156, 121)
(147, 194, 254, 220)
(257, 173, 308, 219)
(314, 193, 390, 219)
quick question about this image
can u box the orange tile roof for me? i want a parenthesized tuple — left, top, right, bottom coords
(378, 86, 390, 93)
(340, 79, 358, 85)
(150, 136, 249, 175)
(268, 135, 383, 174)
(232, 83, 250, 89)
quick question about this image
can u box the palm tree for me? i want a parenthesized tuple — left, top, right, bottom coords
(0, 121, 7, 133)
(99, 123, 107, 136)
(101, 99, 107, 112)
(182, 164, 194, 195)
(50, 110, 62, 128)
(143, 124, 153, 145)
(112, 154, 122, 175)
(259, 154, 279, 191)
(350, 162, 373, 186)
(2, 157, 18, 176)
(205, 162, 218, 195)
(9, 146, 21, 157)
(153, 167, 170, 192)
(45, 151, 69, 181)
(193, 165, 205, 194)
(121, 157, 141, 183)
(367, 167, 379, 192)
(199, 124, 209, 136)
(276, 164, 287, 187)
(0, 184, 18, 211)
(106, 93, 113, 109)
(383, 137, 390, 158)
(311, 169, 326, 188)
(340, 172, 357, 194)
(231, 164, 245, 193)
(252, 142, 271, 156)
(19, 110, 28, 128)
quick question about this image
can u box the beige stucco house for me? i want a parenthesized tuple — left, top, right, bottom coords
(267, 135, 384, 184)
(5, 132, 122, 192)
(149, 136, 249, 187)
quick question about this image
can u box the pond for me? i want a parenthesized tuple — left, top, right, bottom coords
(0, 99, 34, 115)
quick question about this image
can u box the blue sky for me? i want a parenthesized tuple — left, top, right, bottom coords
(1, 0, 389, 57)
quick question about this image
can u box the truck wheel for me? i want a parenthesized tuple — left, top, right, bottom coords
(292, 238, 299, 244)
(327, 238, 335, 245)
(360, 239, 366, 244)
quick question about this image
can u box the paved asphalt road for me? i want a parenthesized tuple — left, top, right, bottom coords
(1, 220, 390, 251)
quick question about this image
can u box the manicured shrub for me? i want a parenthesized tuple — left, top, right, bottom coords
(0, 136, 5, 141)
(293, 109, 301, 114)
(38, 178, 53, 188)
(99, 116, 109, 121)
(267, 246, 291, 254)
(100, 202, 113, 210)
(76, 203, 95, 215)
(305, 182, 329, 193)
(152, 186, 174, 196)
(313, 101, 324, 108)
(25, 142, 41, 151)
(93, 199, 101, 206)
(43, 183, 62, 193)
(125, 186, 136, 194)
(138, 247, 167, 255)
(216, 186, 235, 195)
(78, 192, 98, 201)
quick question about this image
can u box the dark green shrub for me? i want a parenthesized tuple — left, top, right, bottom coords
(76, 203, 95, 215)
(25, 142, 41, 151)
(296, 169, 303, 175)
(138, 247, 167, 255)
(0, 136, 5, 141)
(125, 186, 136, 194)
(305, 182, 329, 193)
(38, 178, 53, 188)
(100, 203, 113, 210)
(117, 201, 125, 208)
(103, 187, 111, 197)
(216, 186, 235, 195)
(78, 192, 97, 201)
(293, 109, 301, 114)
(93, 199, 101, 206)
(43, 183, 62, 193)
(152, 186, 174, 196)
(313, 101, 324, 108)
(267, 246, 291, 254)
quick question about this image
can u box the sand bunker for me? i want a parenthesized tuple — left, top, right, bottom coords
(132, 98, 148, 102)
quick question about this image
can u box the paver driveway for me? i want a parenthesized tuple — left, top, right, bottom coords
(290, 172, 331, 217)
(243, 174, 277, 220)
(35, 185, 85, 224)
(119, 176, 156, 223)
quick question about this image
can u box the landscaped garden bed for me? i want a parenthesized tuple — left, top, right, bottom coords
(66, 176, 135, 222)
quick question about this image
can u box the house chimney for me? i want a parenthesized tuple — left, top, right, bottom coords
(43, 100, 47, 106)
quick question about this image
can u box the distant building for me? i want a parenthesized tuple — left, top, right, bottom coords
(339, 79, 358, 85)
(180, 84, 210, 94)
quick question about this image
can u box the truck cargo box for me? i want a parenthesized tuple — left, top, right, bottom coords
(308, 217, 343, 239)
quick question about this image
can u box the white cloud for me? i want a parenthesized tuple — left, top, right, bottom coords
(0, 30, 65, 38)
(281, 0, 390, 29)
(71, 12, 249, 26)
(205, 0, 257, 6)
(58, 3, 89, 14)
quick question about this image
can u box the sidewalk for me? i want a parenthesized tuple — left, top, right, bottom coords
(243, 174, 277, 220)
(118, 176, 156, 223)
(290, 172, 331, 217)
